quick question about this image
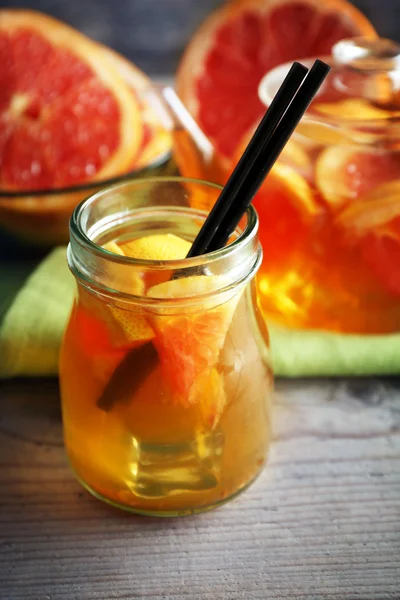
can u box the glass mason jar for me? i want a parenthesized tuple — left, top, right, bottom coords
(254, 38, 400, 334)
(59, 177, 272, 516)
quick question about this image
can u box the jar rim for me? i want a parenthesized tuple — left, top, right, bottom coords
(68, 177, 261, 304)
(70, 176, 259, 271)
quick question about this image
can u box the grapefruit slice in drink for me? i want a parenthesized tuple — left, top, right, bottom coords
(176, 0, 376, 161)
(101, 234, 192, 347)
(80, 234, 192, 388)
(147, 275, 242, 423)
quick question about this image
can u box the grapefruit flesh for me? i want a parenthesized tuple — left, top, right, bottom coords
(0, 10, 142, 191)
(177, 0, 376, 159)
(148, 275, 240, 408)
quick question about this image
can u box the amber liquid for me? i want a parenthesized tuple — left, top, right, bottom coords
(253, 183, 400, 334)
(60, 278, 272, 515)
(173, 128, 228, 186)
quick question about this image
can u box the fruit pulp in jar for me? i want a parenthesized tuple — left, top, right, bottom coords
(60, 234, 272, 515)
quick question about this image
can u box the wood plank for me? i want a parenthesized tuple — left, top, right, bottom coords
(0, 377, 399, 599)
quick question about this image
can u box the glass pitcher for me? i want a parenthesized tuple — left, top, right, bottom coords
(255, 37, 400, 334)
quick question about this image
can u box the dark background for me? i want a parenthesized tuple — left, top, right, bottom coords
(3, 0, 400, 76)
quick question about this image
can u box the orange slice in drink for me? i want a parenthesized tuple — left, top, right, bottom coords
(315, 147, 400, 208)
(0, 9, 143, 191)
(176, 0, 376, 160)
(147, 275, 241, 413)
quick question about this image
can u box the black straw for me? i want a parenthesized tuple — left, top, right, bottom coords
(96, 59, 330, 411)
(190, 59, 330, 255)
(187, 61, 308, 258)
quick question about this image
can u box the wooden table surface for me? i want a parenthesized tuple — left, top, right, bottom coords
(1, 377, 399, 600)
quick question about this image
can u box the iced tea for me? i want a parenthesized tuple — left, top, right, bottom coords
(59, 178, 272, 515)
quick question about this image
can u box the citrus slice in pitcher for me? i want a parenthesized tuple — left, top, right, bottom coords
(231, 130, 319, 265)
(361, 223, 400, 298)
(315, 147, 400, 208)
(336, 182, 400, 297)
(336, 181, 400, 235)
(0, 9, 142, 190)
(176, 0, 376, 160)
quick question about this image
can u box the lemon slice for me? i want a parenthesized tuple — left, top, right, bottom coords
(102, 234, 191, 345)
(122, 233, 191, 260)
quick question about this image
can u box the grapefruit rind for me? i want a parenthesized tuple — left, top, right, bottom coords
(190, 368, 226, 430)
(315, 146, 356, 207)
(313, 98, 392, 121)
(316, 147, 400, 209)
(103, 241, 125, 255)
(99, 46, 173, 169)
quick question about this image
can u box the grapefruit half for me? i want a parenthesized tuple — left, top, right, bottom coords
(176, 0, 376, 159)
(0, 9, 144, 191)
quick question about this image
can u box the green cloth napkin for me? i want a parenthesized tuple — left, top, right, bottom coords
(0, 248, 75, 378)
(1, 247, 400, 378)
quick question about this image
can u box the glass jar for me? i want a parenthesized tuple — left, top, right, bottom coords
(254, 37, 400, 334)
(59, 177, 272, 516)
